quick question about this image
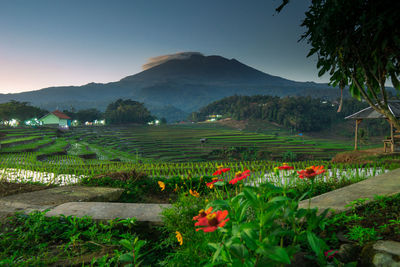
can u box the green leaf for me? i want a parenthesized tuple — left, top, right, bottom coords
(119, 253, 134, 263)
(119, 239, 133, 251)
(208, 200, 230, 210)
(213, 181, 225, 186)
(269, 196, 290, 203)
(306, 231, 327, 258)
(240, 228, 258, 250)
(256, 245, 291, 264)
(243, 188, 259, 209)
(229, 244, 249, 259)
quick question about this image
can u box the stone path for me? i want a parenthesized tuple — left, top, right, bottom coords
(0, 186, 123, 220)
(46, 202, 171, 224)
(298, 168, 400, 213)
(0, 186, 170, 224)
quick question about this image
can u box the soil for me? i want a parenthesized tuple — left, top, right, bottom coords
(331, 147, 400, 164)
(0, 182, 52, 198)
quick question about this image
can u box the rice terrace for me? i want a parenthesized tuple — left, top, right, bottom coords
(1, 0, 400, 266)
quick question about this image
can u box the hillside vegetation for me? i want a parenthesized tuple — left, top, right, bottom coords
(191, 95, 392, 135)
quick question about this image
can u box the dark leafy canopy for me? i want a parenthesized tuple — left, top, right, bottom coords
(0, 100, 47, 121)
(64, 108, 103, 122)
(105, 99, 154, 124)
(191, 95, 391, 135)
(299, 0, 400, 128)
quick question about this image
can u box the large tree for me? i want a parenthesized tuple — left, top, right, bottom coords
(279, 0, 400, 129)
(0, 100, 47, 121)
(105, 99, 154, 124)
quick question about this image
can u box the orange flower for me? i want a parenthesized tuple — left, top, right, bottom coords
(158, 181, 165, 191)
(297, 165, 325, 179)
(193, 207, 213, 221)
(277, 163, 294, 170)
(189, 189, 200, 197)
(175, 231, 183, 246)
(206, 179, 223, 189)
(229, 170, 251, 185)
(195, 210, 230, 232)
(212, 168, 231, 176)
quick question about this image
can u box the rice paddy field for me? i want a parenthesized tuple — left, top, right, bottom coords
(63, 123, 355, 162)
(0, 124, 395, 187)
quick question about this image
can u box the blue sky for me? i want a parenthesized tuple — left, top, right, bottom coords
(0, 0, 329, 93)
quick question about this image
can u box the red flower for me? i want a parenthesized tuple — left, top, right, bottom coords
(229, 170, 251, 185)
(212, 168, 231, 176)
(277, 163, 294, 170)
(324, 249, 339, 259)
(206, 179, 223, 189)
(297, 165, 325, 179)
(193, 207, 213, 221)
(195, 210, 230, 232)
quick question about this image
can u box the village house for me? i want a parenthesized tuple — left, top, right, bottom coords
(39, 110, 71, 128)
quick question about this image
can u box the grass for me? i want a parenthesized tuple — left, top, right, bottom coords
(67, 124, 354, 162)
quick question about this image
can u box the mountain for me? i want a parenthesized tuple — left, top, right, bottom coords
(0, 53, 339, 122)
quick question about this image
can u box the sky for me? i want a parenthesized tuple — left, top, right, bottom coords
(0, 0, 329, 94)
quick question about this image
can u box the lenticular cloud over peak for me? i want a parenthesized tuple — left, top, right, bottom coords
(142, 52, 203, 70)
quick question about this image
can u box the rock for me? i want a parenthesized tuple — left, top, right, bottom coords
(360, 241, 400, 267)
(45, 202, 171, 224)
(337, 243, 361, 263)
(298, 168, 400, 214)
(373, 241, 400, 256)
(0, 186, 124, 220)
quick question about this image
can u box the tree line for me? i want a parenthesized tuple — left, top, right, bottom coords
(0, 99, 154, 125)
(190, 95, 391, 135)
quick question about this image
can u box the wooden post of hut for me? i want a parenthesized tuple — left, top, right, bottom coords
(345, 100, 400, 153)
(354, 119, 362, 150)
(390, 121, 394, 152)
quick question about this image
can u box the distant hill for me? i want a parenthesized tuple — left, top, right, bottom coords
(0, 52, 340, 122)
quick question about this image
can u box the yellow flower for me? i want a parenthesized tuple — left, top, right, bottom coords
(158, 181, 165, 191)
(189, 189, 200, 198)
(217, 164, 224, 169)
(175, 231, 183, 246)
(205, 199, 209, 203)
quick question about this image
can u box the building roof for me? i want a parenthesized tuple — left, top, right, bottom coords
(345, 100, 400, 120)
(46, 110, 71, 120)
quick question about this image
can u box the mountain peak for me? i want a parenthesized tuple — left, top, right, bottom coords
(142, 52, 204, 70)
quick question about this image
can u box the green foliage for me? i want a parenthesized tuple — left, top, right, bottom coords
(192, 95, 338, 132)
(191, 95, 395, 135)
(200, 185, 333, 266)
(160, 194, 213, 266)
(300, 0, 400, 128)
(105, 99, 154, 124)
(81, 172, 213, 203)
(345, 226, 379, 246)
(63, 108, 103, 122)
(0, 100, 47, 121)
(0, 211, 147, 265)
(324, 193, 400, 247)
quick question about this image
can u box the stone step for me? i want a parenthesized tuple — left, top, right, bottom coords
(299, 168, 400, 214)
(0, 186, 124, 220)
(45, 202, 171, 224)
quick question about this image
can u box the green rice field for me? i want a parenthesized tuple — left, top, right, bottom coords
(63, 123, 355, 162)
